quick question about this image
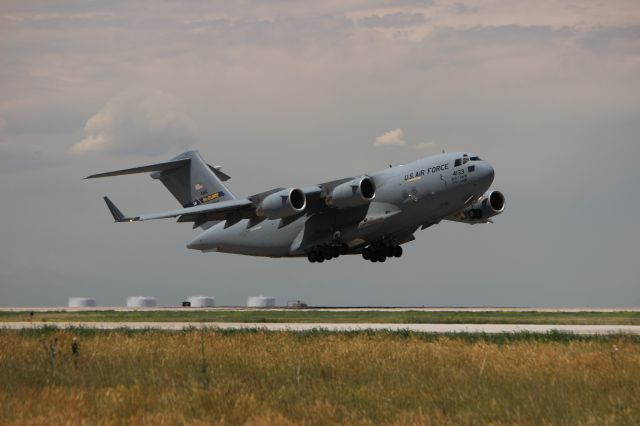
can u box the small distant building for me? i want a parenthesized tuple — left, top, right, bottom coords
(186, 296, 216, 308)
(247, 296, 276, 308)
(68, 297, 96, 308)
(126, 296, 157, 308)
(286, 300, 308, 309)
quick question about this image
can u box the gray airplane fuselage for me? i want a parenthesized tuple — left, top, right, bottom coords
(187, 152, 495, 257)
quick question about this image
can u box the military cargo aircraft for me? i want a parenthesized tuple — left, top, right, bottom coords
(88, 150, 504, 263)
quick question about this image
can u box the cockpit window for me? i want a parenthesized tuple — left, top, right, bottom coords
(455, 154, 480, 167)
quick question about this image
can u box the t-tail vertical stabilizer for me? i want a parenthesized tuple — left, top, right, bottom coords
(86, 150, 237, 208)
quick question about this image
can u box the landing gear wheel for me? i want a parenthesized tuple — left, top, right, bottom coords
(393, 246, 403, 258)
(378, 254, 387, 262)
(319, 248, 330, 261)
(362, 247, 371, 260)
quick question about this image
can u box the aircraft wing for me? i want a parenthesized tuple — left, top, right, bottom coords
(102, 176, 361, 227)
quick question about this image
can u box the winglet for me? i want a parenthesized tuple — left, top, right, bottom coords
(103, 196, 134, 222)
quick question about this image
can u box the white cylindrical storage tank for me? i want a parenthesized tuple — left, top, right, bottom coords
(187, 296, 215, 308)
(126, 296, 157, 308)
(247, 296, 276, 308)
(68, 297, 96, 308)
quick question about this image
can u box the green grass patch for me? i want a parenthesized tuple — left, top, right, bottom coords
(1, 309, 639, 324)
(8, 326, 640, 344)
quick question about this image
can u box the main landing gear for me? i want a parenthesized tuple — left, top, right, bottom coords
(307, 244, 348, 263)
(306, 242, 404, 263)
(361, 244, 402, 263)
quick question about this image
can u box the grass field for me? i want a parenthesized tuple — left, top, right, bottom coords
(1, 329, 638, 425)
(1, 309, 640, 325)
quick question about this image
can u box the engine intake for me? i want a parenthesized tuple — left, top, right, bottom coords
(256, 188, 307, 219)
(326, 176, 376, 209)
(465, 190, 505, 220)
(487, 190, 505, 212)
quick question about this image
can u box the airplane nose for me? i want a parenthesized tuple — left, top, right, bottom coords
(476, 161, 495, 187)
(486, 163, 495, 182)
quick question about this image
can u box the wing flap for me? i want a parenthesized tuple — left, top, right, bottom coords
(136, 198, 253, 221)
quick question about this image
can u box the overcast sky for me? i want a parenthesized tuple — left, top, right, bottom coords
(1, 0, 639, 307)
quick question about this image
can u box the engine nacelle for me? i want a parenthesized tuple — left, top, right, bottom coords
(256, 188, 307, 219)
(464, 190, 506, 220)
(326, 176, 376, 209)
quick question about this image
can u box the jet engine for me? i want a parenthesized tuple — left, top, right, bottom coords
(326, 176, 376, 209)
(465, 190, 505, 220)
(256, 188, 307, 219)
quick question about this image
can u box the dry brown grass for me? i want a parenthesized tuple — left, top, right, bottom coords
(0, 330, 638, 425)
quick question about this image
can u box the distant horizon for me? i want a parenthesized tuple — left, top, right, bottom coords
(1, 305, 638, 310)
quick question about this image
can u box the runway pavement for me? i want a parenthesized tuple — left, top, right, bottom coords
(2, 322, 639, 335)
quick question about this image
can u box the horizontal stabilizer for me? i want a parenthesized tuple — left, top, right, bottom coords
(210, 166, 231, 182)
(86, 159, 190, 179)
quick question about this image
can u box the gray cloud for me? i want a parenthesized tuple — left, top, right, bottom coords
(433, 25, 575, 45)
(581, 25, 640, 54)
(400, 0, 434, 5)
(0, 140, 56, 175)
(184, 14, 354, 51)
(1, 1, 640, 307)
(359, 12, 426, 28)
(71, 89, 196, 156)
(0, 116, 61, 174)
(450, 2, 477, 14)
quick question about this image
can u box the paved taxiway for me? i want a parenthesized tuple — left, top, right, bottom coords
(2, 322, 639, 335)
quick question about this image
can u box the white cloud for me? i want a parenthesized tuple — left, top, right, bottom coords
(71, 88, 196, 156)
(374, 128, 406, 146)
